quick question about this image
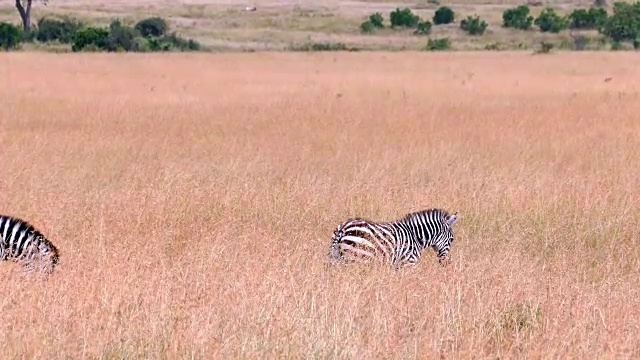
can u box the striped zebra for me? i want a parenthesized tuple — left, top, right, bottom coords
(0, 215, 59, 274)
(329, 208, 458, 268)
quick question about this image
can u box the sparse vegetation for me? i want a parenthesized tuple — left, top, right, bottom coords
(461, 15, 488, 35)
(71, 26, 109, 52)
(368, 12, 384, 29)
(568, 8, 608, 29)
(390, 7, 419, 28)
(535, 8, 569, 33)
(414, 20, 433, 35)
(287, 41, 355, 51)
(425, 37, 451, 50)
(36, 16, 84, 43)
(503, 5, 534, 30)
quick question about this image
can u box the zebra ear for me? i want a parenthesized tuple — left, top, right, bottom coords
(446, 212, 457, 225)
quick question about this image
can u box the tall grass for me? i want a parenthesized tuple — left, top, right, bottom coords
(0, 52, 638, 358)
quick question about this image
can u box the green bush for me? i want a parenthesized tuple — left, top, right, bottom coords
(360, 20, 375, 33)
(433, 6, 455, 25)
(71, 26, 109, 52)
(414, 20, 433, 35)
(535, 8, 569, 33)
(36, 16, 83, 43)
(0, 22, 21, 50)
(460, 15, 488, 35)
(369, 12, 384, 28)
(390, 8, 419, 28)
(134, 17, 168, 37)
(568, 8, 608, 29)
(107, 19, 139, 52)
(161, 32, 201, 51)
(599, 2, 640, 43)
(287, 42, 355, 52)
(634, 38, 640, 49)
(425, 37, 450, 50)
(503, 5, 534, 30)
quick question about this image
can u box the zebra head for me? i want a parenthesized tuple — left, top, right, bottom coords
(24, 235, 59, 274)
(435, 211, 457, 264)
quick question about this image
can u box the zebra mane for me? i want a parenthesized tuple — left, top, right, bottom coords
(400, 208, 449, 222)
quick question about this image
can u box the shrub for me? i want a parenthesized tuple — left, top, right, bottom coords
(36, 16, 83, 43)
(369, 12, 384, 28)
(287, 42, 356, 52)
(425, 37, 450, 50)
(0, 22, 21, 50)
(161, 32, 201, 51)
(599, 2, 640, 43)
(535, 8, 569, 33)
(568, 8, 608, 29)
(71, 26, 109, 52)
(414, 20, 433, 35)
(503, 5, 534, 30)
(460, 15, 488, 35)
(360, 20, 374, 33)
(134, 17, 168, 37)
(390, 8, 419, 28)
(107, 19, 139, 52)
(634, 38, 640, 49)
(433, 6, 455, 25)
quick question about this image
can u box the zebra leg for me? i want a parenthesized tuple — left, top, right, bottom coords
(438, 254, 451, 266)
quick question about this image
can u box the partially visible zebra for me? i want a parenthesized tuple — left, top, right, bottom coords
(0, 215, 59, 274)
(329, 208, 458, 268)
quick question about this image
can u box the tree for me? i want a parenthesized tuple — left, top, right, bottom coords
(13, 0, 49, 33)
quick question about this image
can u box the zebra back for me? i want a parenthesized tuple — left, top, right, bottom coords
(329, 208, 457, 268)
(0, 215, 59, 274)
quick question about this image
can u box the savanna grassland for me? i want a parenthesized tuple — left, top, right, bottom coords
(1, 51, 639, 359)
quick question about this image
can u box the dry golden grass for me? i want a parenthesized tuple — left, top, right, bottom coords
(1, 51, 639, 359)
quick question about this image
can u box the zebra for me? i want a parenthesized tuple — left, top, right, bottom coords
(0, 215, 59, 274)
(329, 208, 458, 268)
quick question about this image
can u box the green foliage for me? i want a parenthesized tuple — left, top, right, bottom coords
(36, 16, 83, 43)
(599, 2, 640, 43)
(460, 15, 488, 35)
(287, 42, 355, 52)
(107, 19, 139, 52)
(568, 8, 608, 29)
(360, 20, 374, 33)
(134, 17, 168, 38)
(369, 12, 385, 28)
(535, 8, 569, 33)
(433, 6, 455, 25)
(390, 8, 419, 28)
(0, 22, 21, 50)
(425, 37, 450, 51)
(71, 26, 109, 52)
(634, 38, 640, 49)
(160, 32, 201, 51)
(414, 20, 433, 35)
(503, 5, 534, 30)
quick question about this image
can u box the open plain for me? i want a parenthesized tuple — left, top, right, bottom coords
(1, 51, 639, 358)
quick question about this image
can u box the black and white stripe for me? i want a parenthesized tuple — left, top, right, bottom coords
(329, 208, 458, 268)
(0, 215, 59, 274)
